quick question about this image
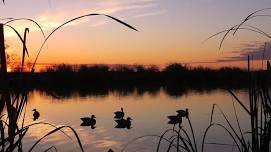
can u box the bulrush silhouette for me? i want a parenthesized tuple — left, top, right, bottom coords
(176, 108, 189, 118)
(267, 60, 271, 70)
(32, 109, 40, 121)
(115, 117, 132, 129)
(114, 108, 125, 119)
(80, 115, 96, 129)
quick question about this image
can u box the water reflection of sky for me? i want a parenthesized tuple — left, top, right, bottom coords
(17, 89, 250, 152)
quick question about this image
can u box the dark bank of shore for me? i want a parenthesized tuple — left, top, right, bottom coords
(2, 64, 270, 96)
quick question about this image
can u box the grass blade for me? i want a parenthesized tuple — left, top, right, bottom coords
(44, 146, 57, 152)
(24, 122, 72, 140)
(203, 25, 271, 49)
(7, 127, 28, 152)
(104, 15, 138, 31)
(157, 128, 179, 152)
(4, 25, 29, 57)
(187, 117, 198, 152)
(28, 126, 84, 152)
(120, 134, 187, 152)
(232, 99, 248, 151)
(21, 28, 29, 72)
(233, 8, 271, 35)
(228, 90, 250, 115)
(3, 18, 46, 39)
(166, 137, 176, 152)
(202, 123, 241, 152)
(31, 13, 138, 72)
(210, 104, 215, 124)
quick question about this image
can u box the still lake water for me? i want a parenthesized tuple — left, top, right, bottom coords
(18, 88, 250, 152)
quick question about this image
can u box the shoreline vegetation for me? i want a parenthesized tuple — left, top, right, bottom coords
(3, 63, 270, 90)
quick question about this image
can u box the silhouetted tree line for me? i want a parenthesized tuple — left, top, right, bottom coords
(2, 63, 270, 96)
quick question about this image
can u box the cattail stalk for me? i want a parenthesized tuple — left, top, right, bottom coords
(0, 24, 7, 76)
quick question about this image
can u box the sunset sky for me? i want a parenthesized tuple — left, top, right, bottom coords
(1, 0, 271, 69)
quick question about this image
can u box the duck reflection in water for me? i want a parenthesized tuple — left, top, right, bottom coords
(33, 109, 40, 121)
(81, 115, 96, 129)
(115, 117, 132, 129)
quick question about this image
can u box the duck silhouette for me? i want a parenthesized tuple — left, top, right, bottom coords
(33, 109, 40, 121)
(115, 117, 132, 129)
(114, 108, 124, 119)
(176, 108, 189, 118)
(108, 149, 114, 152)
(80, 115, 96, 129)
(168, 115, 182, 125)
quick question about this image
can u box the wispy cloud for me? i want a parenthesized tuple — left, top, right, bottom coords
(37, 1, 160, 29)
(4, 0, 164, 38)
(216, 41, 271, 62)
(134, 9, 167, 18)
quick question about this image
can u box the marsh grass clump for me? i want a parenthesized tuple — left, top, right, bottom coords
(202, 88, 271, 152)
(158, 108, 197, 152)
(121, 108, 198, 152)
(0, 92, 85, 152)
(201, 8, 271, 152)
(0, 11, 137, 151)
(120, 8, 271, 152)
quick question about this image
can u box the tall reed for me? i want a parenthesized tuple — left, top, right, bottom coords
(202, 8, 271, 152)
(121, 8, 271, 152)
(0, 12, 137, 151)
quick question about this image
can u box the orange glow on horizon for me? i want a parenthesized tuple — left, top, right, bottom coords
(2, 0, 270, 70)
(4, 59, 263, 73)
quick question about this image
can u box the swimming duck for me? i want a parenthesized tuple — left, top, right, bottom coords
(176, 108, 189, 118)
(33, 109, 40, 121)
(80, 115, 96, 126)
(108, 149, 114, 152)
(114, 108, 124, 119)
(168, 115, 182, 125)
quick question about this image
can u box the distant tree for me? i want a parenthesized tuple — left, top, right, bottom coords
(163, 63, 187, 73)
(78, 65, 109, 73)
(219, 67, 244, 73)
(146, 65, 159, 72)
(54, 64, 73, 73)
(116, 65, 134, 73)
(134, 65, 145, 72)
(44, 66, 55, 73)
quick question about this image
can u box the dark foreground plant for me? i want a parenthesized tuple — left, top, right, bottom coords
(120, 109, 198, 152)
(120, 8, 271, 152)
(202, 8, 271, 152)
(0, 11, 137, 151)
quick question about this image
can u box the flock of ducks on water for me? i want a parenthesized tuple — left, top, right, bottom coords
(79, 107, 133, 129)
(32, 108, 189, 152)
(77, 108, 132, 129)
(32, 108, 189, 130)
(32, 107, 132, 129)
(114, 108, 132, 129)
